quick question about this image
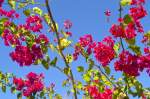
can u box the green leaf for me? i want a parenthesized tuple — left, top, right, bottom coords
(42, 59, 49, 69)
(63, 67, 70, 75)
(43, 13, 51, 25)
(87, 59, 94, 70)
(0, 72, 2, 80)
(40, 91, 44, 98)
(18, 3, 27, 9)
(76, 82, 83, 89)
(129, 45, 141, 55)
(120, 0, 131, 6)
(0, 26, 4, 36)
(113, 43, 120, 56)
(23, 9, 31, 16)
(66, 54, 73, 63)
(126, 38, 135, 45)
(33, 7, 43, 16)
(104, 66, 111, 75)
(34, 59, 41, 65)
(50, 57, 57, 66)
(11, 87, 16, 94)
(124, 14, 133, 24)
(77, 66, 84, 72)
(62, 80, 68, 87)
(17, 93, 22, 99)
(83, 74, 90, 82)
(2, 85, 6, 93)
(0, 18, 8, 24)
(31, 0, 35, 4)
(41, 45, 48, 53)
(61, 30, 69, 38)
(6, 73, 13, 78)
(60, 38, 72, 50)
(54, 94, 62, 99)
(8, 0, 16, 9)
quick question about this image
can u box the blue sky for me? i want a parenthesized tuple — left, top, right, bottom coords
(0, 0, 150, 99)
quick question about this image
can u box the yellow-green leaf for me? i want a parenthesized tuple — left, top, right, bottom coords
(60, 38, 72, 49)
(77, 66, 84, 72)
(23, 9, 31, 16)
(120, 0, 131, 6)
(8, 0, 16, 9)
(66, 54, 73, 63)
(33, 7, 42, 16)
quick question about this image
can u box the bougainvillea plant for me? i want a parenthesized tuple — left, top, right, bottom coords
(0, 0, 150, 99)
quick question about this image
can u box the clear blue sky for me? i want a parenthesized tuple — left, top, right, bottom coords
(0, 0, 150, 99)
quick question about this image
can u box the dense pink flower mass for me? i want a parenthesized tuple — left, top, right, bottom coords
(114, 50, 150, 76)
(13, 72, 44, 97)
(86, 85, 112, 99)
(10, 45, 43, 66)
(94, 36, 115, 66)
(109, 23, 137, 39)
(2, 29, 21, 46)
(109, 24, 125, 38)
(25, 15, 43, 32)
(129, 6, 147, 21)
(114, 51, 140, 76)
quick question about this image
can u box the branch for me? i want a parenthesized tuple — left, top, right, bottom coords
(119, 4, 125, 51)
(94, 64, 117, 88)
(45, 0, 77, 99)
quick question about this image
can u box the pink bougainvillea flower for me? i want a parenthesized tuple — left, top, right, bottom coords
(94, 36, 115, 66)
(114, 50, 150, 76)
(104, 9, 111, 16)
(64, 19, 72, 29)
(73, 34, 96, 60)
(10, 45, 43, 66)
(36, 34, 49, 45)
(86, 85, 112, 99)
(26, 15, 43, 32)
(13, 72, 44, 97)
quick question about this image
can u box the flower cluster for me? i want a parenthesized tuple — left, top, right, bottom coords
(110, 0, 147, 39)
(86, 85, 112, 99)
(94, 36, 115, 66)
(0, 8, 19, 18)
(73, 34, 96, 60)
(109, 22, 138, 39)
(25, 15, 43, 32)
(36, 34, 49, 45)
(13, 72, 44, 97)
(129, 4, 147, 33)
(114, 51, 140, 76)
(10, 45, 43, 66)
(131, 0, 145, 5)
(115, 50, 150, 76)
(2, 29, 21, 46)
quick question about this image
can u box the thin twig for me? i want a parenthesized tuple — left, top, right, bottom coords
(119, 4, 125, 51)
